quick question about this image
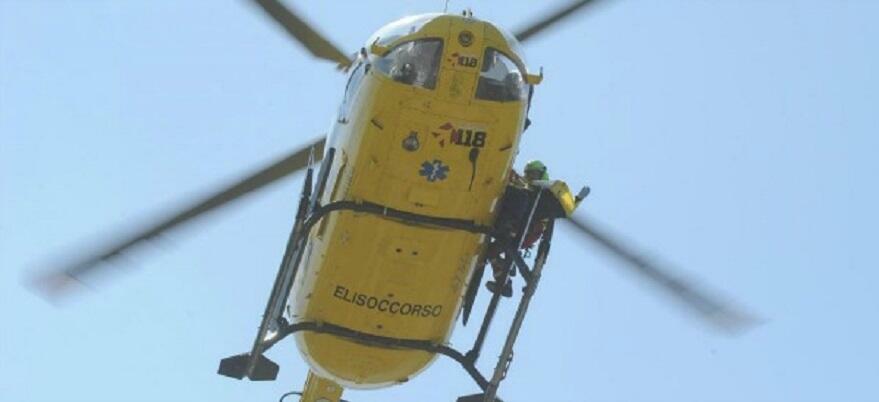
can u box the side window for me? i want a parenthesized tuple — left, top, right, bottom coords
(344, 61, 367, 102)
(475, 48, 529, 102)
(338, 61, 366, 121)
(373, 39, 443, 90)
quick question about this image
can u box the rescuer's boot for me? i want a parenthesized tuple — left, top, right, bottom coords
(485, 280, 512, 298)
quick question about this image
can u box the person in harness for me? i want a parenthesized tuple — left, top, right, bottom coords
(484, 160, 586, 297)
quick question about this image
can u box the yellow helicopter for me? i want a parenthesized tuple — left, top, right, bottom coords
(34, 1, 757, 401)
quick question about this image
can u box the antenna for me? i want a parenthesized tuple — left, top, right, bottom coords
(444, 0, 450, 13)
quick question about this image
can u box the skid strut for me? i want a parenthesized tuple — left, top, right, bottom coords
(481, 189, 546, 401)
(483, 223, 553, 401)
(219, 148, 335, 381)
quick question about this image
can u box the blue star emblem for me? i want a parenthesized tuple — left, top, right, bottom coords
(419, 159, 450, 182)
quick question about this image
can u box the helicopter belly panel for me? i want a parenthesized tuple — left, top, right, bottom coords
(290, 210, 480, 388)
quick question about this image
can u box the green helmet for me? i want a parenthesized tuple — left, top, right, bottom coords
(524, 160, 549, 181)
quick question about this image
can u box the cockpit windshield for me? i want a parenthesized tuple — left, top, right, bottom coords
(368, 14, 441, 48)
(495, 24, 527, 67)
(373, 39, 443, 90)
(475, 48, 529, 102)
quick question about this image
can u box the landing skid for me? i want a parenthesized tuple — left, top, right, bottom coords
(456, 394, 503, 402)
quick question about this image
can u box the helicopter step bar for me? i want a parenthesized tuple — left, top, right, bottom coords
(218, 146, 559, 401)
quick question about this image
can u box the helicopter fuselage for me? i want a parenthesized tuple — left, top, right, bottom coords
(287, 13, 536, 388)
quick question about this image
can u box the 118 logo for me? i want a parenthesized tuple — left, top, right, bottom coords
(450, 129, 486, 148)
(456, 55, 478, 68)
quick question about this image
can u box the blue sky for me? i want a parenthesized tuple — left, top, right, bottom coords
(2, 1, 877, 401)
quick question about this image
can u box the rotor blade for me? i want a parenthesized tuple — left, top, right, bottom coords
(31, 137, 326, 301)
(252, 0, 352, 68)
(514, 0, 604, 43)
(564, 215, 759, 334)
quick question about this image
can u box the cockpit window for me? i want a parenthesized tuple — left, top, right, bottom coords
(337, 59, 367, 121)
(475, 48, 529, 102)
(369, 14, 440, 48)
(373, 39, 443, 90)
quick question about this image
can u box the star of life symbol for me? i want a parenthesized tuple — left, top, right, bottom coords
(419, 160, 449, 182)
